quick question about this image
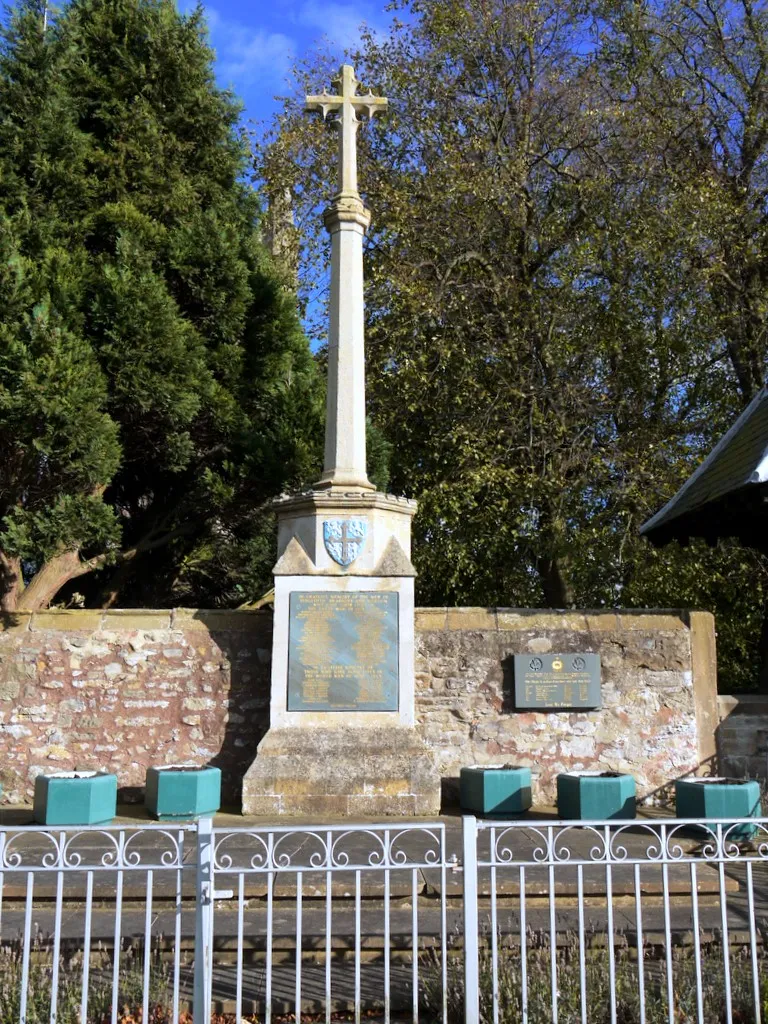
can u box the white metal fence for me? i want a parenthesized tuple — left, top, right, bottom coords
(1, 815, 767, 1024)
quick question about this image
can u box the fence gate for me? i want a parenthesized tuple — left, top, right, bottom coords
(206, 821, 451, 1024)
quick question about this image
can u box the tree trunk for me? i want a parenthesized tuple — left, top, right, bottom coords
(534, 553, 574, 608)
(14, 550, 90, 612)
(0, 552, 23, 612)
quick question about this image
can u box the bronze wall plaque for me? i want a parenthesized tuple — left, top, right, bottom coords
(287, 591, 399, 711)
(513, 653, 601, 709)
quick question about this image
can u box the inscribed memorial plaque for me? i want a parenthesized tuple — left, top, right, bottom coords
(513, 653, 601, 709)
(287, 591, 399, 711)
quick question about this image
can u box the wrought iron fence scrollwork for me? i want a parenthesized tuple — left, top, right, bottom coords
(212, 823, 446, 873)
(0, 825, 191, 871)
(479, 817, 768, 868)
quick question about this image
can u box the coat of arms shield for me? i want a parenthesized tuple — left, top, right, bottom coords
(323, 518, 368, 566)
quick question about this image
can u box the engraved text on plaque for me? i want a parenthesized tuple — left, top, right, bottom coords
(287, 592, 399, 711)
(513, 653, 601, 709)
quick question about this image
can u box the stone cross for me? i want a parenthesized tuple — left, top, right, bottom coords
(306, 65, 388, 202)
(306, 66, 388, 491)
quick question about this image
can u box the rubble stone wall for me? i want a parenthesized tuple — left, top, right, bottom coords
(0, 607, 717, 806)
(416, 609, 718, 805)
(0, 609, 272, 804)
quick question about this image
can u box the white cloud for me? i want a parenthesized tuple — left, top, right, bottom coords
(296, 0, 386, 52)
(204, 8, 296, 90)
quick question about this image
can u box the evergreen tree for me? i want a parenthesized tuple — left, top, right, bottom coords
(0, 0, 323, 610)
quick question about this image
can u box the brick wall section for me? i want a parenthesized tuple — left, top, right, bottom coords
(0, 607, 717, 807)
(718, 695, 768, 782)
(0, 609, 272, 804)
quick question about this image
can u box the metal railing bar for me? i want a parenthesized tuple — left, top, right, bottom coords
(384, 858, 391, 1024)
(606, 844, 617, 1024)
(142, 869, 153, 1024)
(110, 866, 124, 1024)
(0, 829, 5, 941)
(236, 871, 245, 1020)
(746, 860, 761, 1024)
(19, 870, 33, 1024)
(81, 869, 94, 1024)
(490, 857, 499, 1024)
(48, 866, 64, 1024)
(548, 831, 558, 1024)
(718, 824, 733, 1024)
(211, 821, 447, 836)
(577, 864, 587, 1024)
(173, 856, 182, 1024)
(690, 860, 704, 1024)
(265, 865, 274, 1024)
(520, 864, 528, 1024)
(295, 870, 303, 1024)
(634, 862, 646, 1024)
(661, 831, 674, 1024)
(440, 832, 448, 1024)
(411, 866, 419, 1024)
(355, 868, 362, 1024)
(325, 837, 332, 1024)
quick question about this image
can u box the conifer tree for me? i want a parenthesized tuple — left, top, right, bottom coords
(0, 0, 323, 610)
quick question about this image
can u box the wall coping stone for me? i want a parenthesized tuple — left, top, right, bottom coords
(1, 608, 273, 634)
(0, 606, 706, 634)
(415, 608, 702, 632)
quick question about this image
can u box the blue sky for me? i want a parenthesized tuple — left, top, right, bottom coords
(197, 0, 395, 128)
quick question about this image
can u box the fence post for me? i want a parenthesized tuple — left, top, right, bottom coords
(462, 815, 480, 1024)
(193, 816, 214, 1024)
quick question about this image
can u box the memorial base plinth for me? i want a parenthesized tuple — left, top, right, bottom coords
(242, 726, 441, 817)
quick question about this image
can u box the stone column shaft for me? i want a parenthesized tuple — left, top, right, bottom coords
(316, 205, 374, 491)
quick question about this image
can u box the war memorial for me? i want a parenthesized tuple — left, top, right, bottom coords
(0, 65, 755, 818)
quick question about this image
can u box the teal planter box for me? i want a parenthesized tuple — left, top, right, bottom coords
(675, 778, 762, 838)
(557, 772, 636, 821)
(145, 765, 221, 820)
(33, 771, 117, 826)
(460, 765, 532, 817)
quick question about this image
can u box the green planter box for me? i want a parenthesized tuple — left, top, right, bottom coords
(557, 772, 636, 821)
(33, 771, 117, 826)
(675, 778, 762, 838)
(460, 765, 532, 817)
(145, 765, 221, 820)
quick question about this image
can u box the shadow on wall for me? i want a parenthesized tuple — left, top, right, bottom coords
(200, 611, 272, 808)
(638, 756, 720, 811)
(117, 610, 274, 808)
(717, 695, 768, 789)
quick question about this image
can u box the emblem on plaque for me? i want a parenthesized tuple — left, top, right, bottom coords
(323, 519, 368, 566)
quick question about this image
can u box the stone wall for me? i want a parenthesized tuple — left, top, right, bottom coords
(0, 609, 272, 804)
(0, 607, 717, 807)
(416, 608, 718, 805)
(717, 695, 768, 783)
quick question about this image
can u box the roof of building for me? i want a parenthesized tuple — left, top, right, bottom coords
(640, 386, 768, 548)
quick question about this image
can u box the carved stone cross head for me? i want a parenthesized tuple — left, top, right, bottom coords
(306, 65, 388, 200)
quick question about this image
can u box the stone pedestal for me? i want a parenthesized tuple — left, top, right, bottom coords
(241, 488, 440, 816)
(243, 726, 439, 817)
